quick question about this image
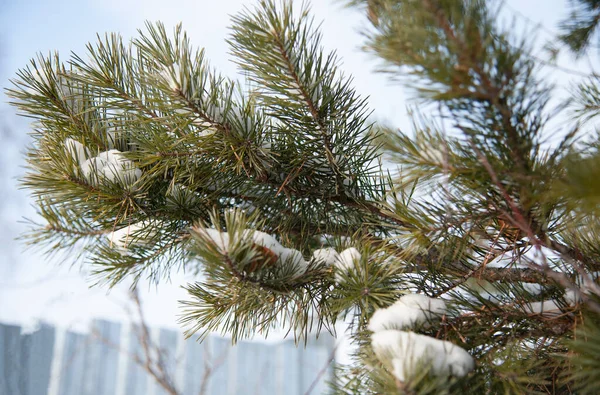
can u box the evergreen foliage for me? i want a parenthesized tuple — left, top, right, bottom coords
(560, 0, 600, 54)
(6, 0, 600, 393)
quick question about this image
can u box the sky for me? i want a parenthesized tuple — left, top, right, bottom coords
(0, 0, 591, 337)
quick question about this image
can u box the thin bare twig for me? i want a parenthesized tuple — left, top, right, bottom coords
(304, 342, 338, 395)
(198, 342, 228, 395)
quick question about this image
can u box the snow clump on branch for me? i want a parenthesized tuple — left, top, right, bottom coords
(367, 294, 472, 381)
(371, 330, 474, 381)
(247, 230, 308, 276)
(81, 150, 142, 186)
(195, 228, 309, 277)
(311, 247, 361, 282)
(63, 139, 142, 186)
(312, 247, 339, 266)
(368, 293, 447, 332)
(64, 138, 90, 165)
(107, 221, 156, 255)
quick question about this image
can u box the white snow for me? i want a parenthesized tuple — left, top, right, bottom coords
(371, 330, 474, 381)
(197, 228, 230, 254)
(248, 230, 283, 252)
(279, 247, 308, 276)
(333, 247, 361, 282)
(159, 62, 183, 92)
(64, 138, 90, 166)
(196, 228, 308, 276)
(81, 149, 142, 186)
(312, 247, 339, 266)
(368, 294, 447, 332)
(335, 247, 361, 271)
(107, 221, 156, 254)
(246, 229, 308, 276)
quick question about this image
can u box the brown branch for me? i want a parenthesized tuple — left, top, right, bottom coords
(475, 267, 550, 284)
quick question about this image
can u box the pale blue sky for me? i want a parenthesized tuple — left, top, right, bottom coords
(0, 0, 591, 331)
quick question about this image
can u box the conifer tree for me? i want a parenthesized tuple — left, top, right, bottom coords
(6, 0, 600, 393)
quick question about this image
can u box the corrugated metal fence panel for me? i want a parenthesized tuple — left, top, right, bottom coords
(19, 323, 55, 395)
(124, 324, 148, 395)
(207, 336, 232, 395)
(153, 327, 179, 395)
(0, 324, 22, 395)
(183, 337, 205, 395)
(57, 330, 87, 395)
(82, 320, 121, 395)
(0, 321, 335, 395)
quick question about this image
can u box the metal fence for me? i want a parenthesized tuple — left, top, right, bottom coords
(0, 320, 335, 395)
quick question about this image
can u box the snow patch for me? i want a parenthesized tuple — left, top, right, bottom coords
(372, 330, 474, 381)
(107, 221, 156, 255)
(248, 230, 283, 252)
(196, 228, 308, 276)
(64, 138, 90, 166)
(81, 149, 142, 186)
(333, 247, 361, 282)
(335, 247, 361, 271)
(312, 247, 339, 266)
(279, 247, 308, 276)
(159, 62, 183, 92)
(368, 294, 447, 332)
(200, 228, 231, 254)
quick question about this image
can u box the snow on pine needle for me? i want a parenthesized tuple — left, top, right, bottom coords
(368, 293, 447, 332)
(371, 330, 474, 381)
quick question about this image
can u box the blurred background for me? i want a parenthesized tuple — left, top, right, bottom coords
(0, 0, 592, 394)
